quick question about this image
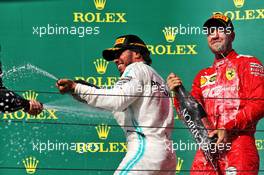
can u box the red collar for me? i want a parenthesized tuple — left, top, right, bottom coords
(213, 50, 238, 67)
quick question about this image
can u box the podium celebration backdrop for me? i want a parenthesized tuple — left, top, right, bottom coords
(0, 0, 263, 174)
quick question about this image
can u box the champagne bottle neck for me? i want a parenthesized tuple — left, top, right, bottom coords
(175, 85, 189, 99)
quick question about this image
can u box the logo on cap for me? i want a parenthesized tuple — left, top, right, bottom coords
(115, 37, 126, 46)
(212, 14, 229, 22)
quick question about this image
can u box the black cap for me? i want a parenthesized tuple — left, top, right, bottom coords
(203, 13, 234, 31)
(102, 35, 151, 63)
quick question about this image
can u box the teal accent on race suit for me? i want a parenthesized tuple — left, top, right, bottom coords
(119, 118, 145, 175)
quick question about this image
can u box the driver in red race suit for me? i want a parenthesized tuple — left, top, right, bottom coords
(167, 13, 264, 175)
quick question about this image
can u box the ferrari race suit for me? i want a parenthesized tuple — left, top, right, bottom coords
(174, 50, 264, 175)
(74, 62, 176, 175)
(0, 62, 30, 113)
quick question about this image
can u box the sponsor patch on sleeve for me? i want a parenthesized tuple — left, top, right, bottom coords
(200, 73, 216, 87)
(116, 76, 132, 86)
(250, 62, 264, 77)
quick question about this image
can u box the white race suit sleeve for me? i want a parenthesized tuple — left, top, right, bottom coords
(73, 63, 144, 112)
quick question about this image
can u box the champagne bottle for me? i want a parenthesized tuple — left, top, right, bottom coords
(174, 85, 219, 171)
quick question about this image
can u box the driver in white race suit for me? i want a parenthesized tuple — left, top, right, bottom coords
(56, 34, 176, 175)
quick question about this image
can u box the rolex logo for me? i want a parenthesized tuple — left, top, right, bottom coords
(162, 27, 177, 43)
(233, 0, 245, 8)
(176, 157, 184, 174)
(94, 0, 106, 10)
(95, 123, 111, 140)
(22, 90, 38, 100)
(94, 58, 109, 75)
(22, 156, 39, 174)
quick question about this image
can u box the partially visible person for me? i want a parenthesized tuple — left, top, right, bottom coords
(0, 62, 43, 115)
(56, 34, 176, 175)
(167, 13, 264, 175)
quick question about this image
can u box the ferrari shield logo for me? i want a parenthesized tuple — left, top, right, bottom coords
(226, 68, 236, 80)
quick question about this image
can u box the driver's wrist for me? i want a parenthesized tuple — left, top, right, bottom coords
(70, 82, 77, 93)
